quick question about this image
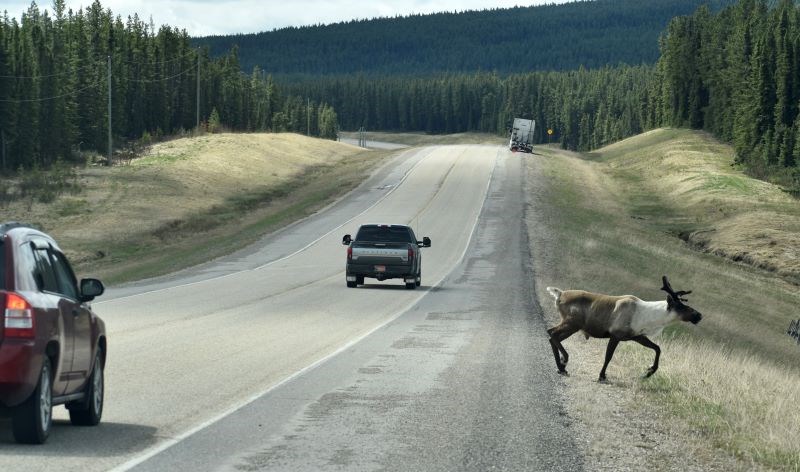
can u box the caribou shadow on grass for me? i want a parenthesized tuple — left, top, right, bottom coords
(545, 276, 702, 382)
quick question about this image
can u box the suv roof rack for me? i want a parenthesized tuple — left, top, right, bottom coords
(0, 221, 38, 235)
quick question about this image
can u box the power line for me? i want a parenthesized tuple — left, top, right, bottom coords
(0, 59, 105, 79)
(117, 48, 199, 67)
(126, 64, 197, 83)
(0, 80, 104, 103)
(0, 50, 199, 80)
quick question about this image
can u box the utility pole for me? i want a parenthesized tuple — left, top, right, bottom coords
(107, 55, 112, 166)
(196, 49, 200, 130)
(358, 126, 366, 147)
(307, 97, 311, 136)
(1, 129, 5, 172)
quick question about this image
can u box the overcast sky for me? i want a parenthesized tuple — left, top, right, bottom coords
(4, 1, 573, 36)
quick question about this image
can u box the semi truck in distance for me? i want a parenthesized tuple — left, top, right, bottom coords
(509, 118, 535, 153)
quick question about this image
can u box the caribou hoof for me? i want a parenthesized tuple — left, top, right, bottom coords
(597, 375, 608, 383)
(643, 368, 657, 378)
(558, 369, 569, 377)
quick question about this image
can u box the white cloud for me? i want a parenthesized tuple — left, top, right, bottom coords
(3, 0, 571, 36)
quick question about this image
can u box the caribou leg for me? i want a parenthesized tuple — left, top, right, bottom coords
(598, 337, 620, 382)
(632, 335, 661, 377)
(548, 324, 578, 375)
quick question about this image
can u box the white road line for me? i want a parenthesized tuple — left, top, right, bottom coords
(109, 148, 500, 472)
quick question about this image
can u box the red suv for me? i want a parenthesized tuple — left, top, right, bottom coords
(0, 222, 106, 444)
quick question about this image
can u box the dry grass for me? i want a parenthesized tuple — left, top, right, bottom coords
(0, 132, 389, 283)
(594, 128, 800, 282)
(526, 129, 800, 470)
(617, 338, 800, 469)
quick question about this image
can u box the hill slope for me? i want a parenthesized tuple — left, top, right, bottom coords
(193, 0, 734, 75)
(0, 133, 383, 283)
(595, 128, 800, 282)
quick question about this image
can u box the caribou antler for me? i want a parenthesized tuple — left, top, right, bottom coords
(661, 275, 692, 302)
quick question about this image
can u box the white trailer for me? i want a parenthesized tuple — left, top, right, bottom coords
(509, 118, 535, 153)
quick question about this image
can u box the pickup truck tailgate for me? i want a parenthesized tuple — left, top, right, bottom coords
(350, 243, 410, 264)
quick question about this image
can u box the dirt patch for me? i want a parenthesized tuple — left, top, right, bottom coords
(683, 212, 800, 283)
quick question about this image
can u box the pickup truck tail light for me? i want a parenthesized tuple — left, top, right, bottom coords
(4, 292, 35, 338)
(347, 246, 353, 261)
(408, 247, 414, 260)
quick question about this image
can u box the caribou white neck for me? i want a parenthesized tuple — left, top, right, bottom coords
(629, 300, 676, 337)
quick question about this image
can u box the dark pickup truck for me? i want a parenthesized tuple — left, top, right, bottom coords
(342, 224, 431, 289)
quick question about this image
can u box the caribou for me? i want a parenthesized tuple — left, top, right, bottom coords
(545, 276, 702, 381)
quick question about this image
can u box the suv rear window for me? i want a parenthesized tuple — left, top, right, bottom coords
(356, 226, 413, 243)
(0, 240, 5, 289)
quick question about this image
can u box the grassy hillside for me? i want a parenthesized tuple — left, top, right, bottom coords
(527, 129, 800, 470)
(0, 133, 388, 284)
(594, 129, 800, 283)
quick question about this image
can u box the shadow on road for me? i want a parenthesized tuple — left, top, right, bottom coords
(356, 283, 431, 291)
(0, 418, 158, 457)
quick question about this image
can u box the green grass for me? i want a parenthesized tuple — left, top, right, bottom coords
(55, 197, 89, 217)
(700, 175, 756, 194)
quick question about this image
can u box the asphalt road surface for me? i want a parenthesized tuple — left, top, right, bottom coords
(0, 145, 582, 471)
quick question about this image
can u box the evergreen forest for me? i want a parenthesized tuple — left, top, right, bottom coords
(3, 0, 800, 189)
(279, 0, 800, 186)
(0, 0, 338, 173)
(657, 0, 800, 182)
(194, 0, 734, 75)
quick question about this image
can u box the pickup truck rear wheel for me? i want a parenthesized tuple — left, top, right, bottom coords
(347, 280, 357, 288)
(12, 358, 52, 444)
(405, 281, 416, 289)
(356, 276, 364, 285)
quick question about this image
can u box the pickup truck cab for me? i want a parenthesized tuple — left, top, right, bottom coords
(342, 224, 431, 289)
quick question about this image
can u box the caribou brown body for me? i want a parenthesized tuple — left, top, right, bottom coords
(546, 276, 702, 381)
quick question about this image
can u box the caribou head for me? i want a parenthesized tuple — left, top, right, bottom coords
(661, 275, 702, 324)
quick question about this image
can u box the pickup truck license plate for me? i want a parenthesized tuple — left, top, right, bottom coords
(375, 265, 386, 273)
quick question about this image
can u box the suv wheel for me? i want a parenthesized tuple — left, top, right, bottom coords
(12, 358, 53, 444)
(68, 350, 104, 426)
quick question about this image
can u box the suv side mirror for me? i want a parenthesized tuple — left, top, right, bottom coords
(80, 278, 105, 302)
(342, 234, 352, 245)
(420, 237, 431, 247)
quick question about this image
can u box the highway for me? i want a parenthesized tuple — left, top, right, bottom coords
(0, 144, 582, 471)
